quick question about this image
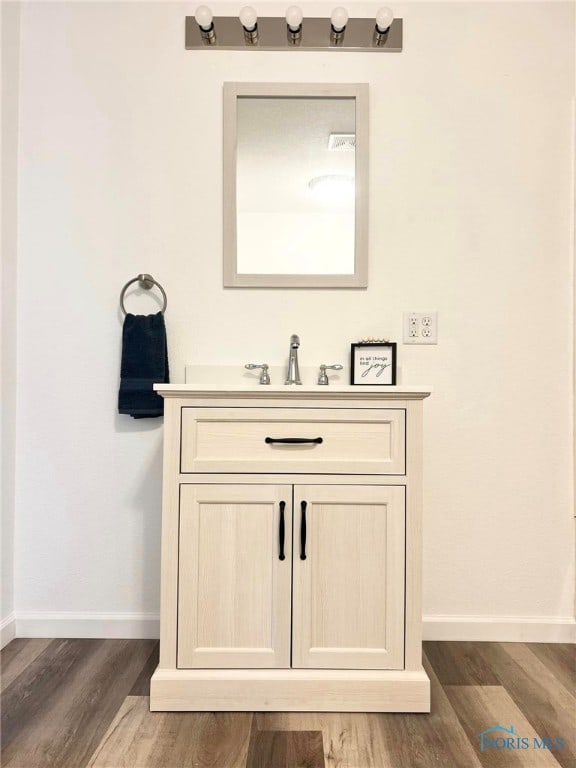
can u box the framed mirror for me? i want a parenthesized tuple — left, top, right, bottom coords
(223, 83, 368, 288)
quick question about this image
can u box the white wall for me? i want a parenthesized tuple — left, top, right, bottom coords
(1, 1, 20, 647)
(12, 1, 576, 640)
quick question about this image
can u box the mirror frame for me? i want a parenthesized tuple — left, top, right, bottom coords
(223, 82, 369, 289)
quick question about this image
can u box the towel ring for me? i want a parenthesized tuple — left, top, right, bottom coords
(120, 274, 167, 315)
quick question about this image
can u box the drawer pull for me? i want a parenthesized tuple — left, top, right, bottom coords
(279, 501, 286, 561)
(300, 501, 307, 560)
(265, 437, 323, 445)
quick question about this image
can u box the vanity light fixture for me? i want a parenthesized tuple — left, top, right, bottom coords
(330, 7, 348, 44)
(194, 5, 216, 44)
(187, 6, 402, 51)
(239, 6, 259, 44)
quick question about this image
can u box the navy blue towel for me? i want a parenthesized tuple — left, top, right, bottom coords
(118, 312, 169, 418)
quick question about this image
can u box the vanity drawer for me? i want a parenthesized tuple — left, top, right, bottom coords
(180, 408, 405, 474)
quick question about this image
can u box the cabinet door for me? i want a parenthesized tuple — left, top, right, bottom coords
(292, 485, 405, 670)
(178, 484, 292, 669)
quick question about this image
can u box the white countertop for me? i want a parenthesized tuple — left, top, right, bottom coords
(153, 365, 432, 398)
(154, 383, 431, 393)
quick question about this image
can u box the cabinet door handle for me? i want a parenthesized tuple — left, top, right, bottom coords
(265, 437, 323, 445)
(279, 501, 286, 561)
(300, 501, 307, 560)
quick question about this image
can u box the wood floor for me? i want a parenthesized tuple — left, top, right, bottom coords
(1, 640, 574, 768)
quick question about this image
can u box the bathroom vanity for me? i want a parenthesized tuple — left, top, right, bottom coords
(150, 384, 431, 712)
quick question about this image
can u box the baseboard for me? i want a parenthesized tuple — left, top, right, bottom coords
(1, 613, 16, 648)
(15, 612, 160, 639)
(9, 612, 576, 643)
(423, 615, 576, 643)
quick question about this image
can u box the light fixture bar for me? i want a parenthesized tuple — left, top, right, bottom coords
(185, 16, 402, 51)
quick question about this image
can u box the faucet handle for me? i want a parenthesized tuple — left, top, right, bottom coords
(245, 363, 271, 385)
(318, 363, 343, 385)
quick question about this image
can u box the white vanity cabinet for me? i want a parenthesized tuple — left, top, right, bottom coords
(150, 387, 431, 713)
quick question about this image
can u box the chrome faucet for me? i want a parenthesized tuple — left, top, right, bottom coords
(285, 334, 302, 385)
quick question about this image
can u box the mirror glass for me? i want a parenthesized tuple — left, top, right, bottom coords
(223, 84, 368, 288)
(237, 97, 355, 276)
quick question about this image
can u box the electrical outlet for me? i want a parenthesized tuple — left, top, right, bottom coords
(403, 312, 438, 344)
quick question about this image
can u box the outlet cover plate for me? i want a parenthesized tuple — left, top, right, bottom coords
(403, 312, 438, 344)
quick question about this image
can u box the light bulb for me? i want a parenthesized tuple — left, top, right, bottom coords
(195, 5, 213, 30)
(375, 7, 394, 33)
(239, 6, 257, 31)
(286, 5, 303, 32)
(330, 7, 348, 32)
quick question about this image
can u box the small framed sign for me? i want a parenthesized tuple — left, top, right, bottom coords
(350, 342, 397, 385)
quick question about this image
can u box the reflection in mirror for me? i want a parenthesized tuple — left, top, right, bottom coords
(237, 97, 355, 276)
(223, 84, 368, 288)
